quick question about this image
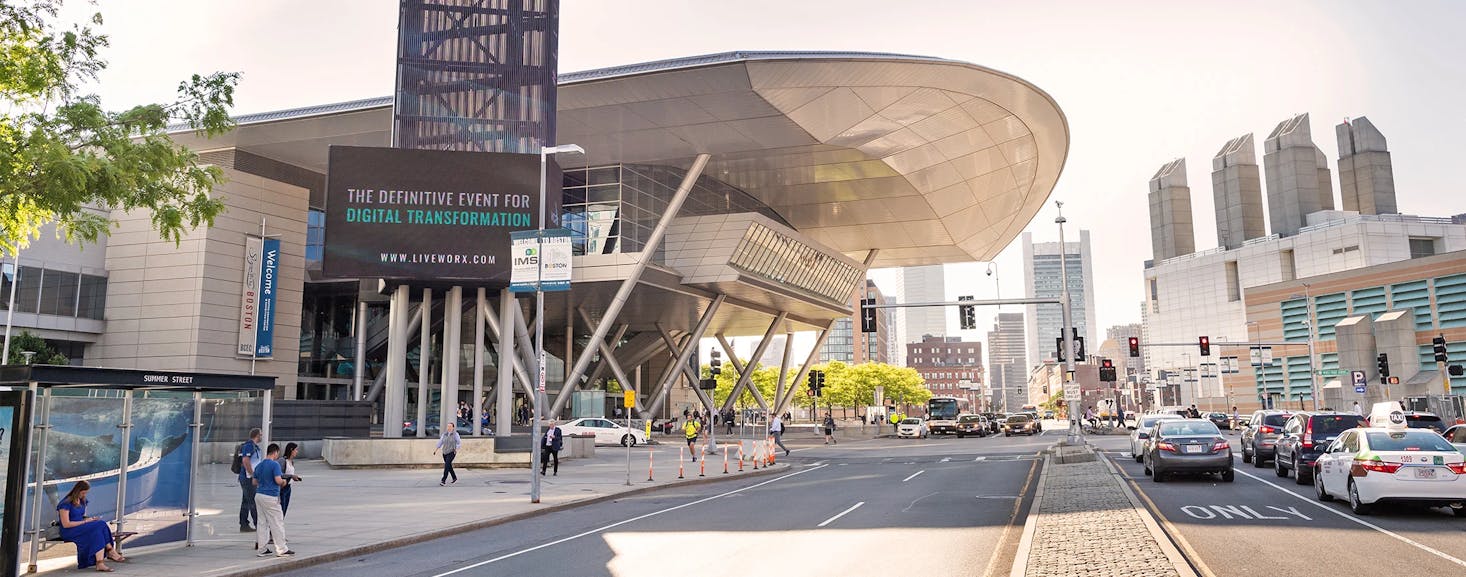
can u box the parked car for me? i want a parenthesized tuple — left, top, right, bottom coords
(1143, 419, 1234, 483)
(1312, 423, 1466, 516)
(897, 418, 929, 439)
(956, 414, 988, 438)
(1130, 413, 1185, 462)
(1003, 414, 1039, 437)
(1273, 412, 1369, 485)
(559, 417, 648, 446)
(1241, 409, 1293, 467)
(1444, 424, 1466, 455)
(402, 413, 441, 437)
(1205, 412, 1231, 430)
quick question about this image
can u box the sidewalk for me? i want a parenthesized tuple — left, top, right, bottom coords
(1011, 444, 1195, 577)
(32, 441, 787, 577)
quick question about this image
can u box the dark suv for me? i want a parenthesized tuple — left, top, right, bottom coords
(1272, 412, 1367, 484)
(1240, 410, 1292, 467)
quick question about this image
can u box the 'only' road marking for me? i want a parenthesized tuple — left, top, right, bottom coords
(818, 501, 865, 527)
(902, 470, 926, 482)
(1179, 504, 1311, 520)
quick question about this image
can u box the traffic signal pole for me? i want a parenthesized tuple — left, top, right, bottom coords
(1056, 202, 1079, 443)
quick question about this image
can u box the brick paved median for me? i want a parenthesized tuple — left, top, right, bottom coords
(1022, 455, 1181, 577)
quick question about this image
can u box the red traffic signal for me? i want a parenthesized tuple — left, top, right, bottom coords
(1101, 359, 1114, 368)
(1199, 336, 1211, 356)
(1127, 337, 1140, 357)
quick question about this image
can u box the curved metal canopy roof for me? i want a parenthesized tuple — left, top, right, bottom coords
(174, 51, 1069, 268)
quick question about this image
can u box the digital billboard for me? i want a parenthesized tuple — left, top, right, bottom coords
(322, 145, 559, 282)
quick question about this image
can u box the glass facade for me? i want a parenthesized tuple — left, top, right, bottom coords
(0, 264, 106, 320)
(728, 223, 863, 304)
(306, 208, 325, 264)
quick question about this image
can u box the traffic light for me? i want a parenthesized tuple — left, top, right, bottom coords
(1376, 353, 1389, 378)
(860, 298, 877, 333)
(1099, 359, 1117, 382)
(1450, 365, 1465, 377)
(1433, 335, 1448, 363)
(816, 370, 826, 397)
(1074, 328, 1086, 359)
(1128, 337, 1140, 358)
(957, 295, 976, 330)
(699, 378, 717, 390)
(709, 350, 722, 376)
(1198, 336, 1211, 357)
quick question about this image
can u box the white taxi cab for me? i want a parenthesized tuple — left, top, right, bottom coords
(1312, 410, 1466, 517)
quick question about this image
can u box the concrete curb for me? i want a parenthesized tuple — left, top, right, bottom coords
(207, 462, 792, 577)
(1006, 454, 1050, 577)
(1097, 451, 1201, 577)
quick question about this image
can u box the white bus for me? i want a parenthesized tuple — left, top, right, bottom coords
(927, 396, 972, 435)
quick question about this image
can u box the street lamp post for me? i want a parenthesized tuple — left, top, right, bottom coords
(1289, 285, 1320, 411)
(530, 143, 584, 505)
(1055, 201, 1078, 441)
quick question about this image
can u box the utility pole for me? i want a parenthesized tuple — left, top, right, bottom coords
(1055, 201, 1079, 441)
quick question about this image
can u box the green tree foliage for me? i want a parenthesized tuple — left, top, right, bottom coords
(5, 330, 66, 364)
(703, 360, 930, 411)
(0, 0, 240, 257)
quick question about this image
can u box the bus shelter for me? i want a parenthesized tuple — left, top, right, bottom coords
(0, 365, 274, 576)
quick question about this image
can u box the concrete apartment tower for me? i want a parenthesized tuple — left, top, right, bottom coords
(1263, 113, 1335, 237)
(1210, 134, 1267, 249)
(1148, 158, 1195, 261)
(1336, 117, 1397, 215)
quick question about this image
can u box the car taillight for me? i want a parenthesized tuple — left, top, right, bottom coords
(1211, 441, 1229, 451)
(1447, 463, 1466, 475)
(1302, 420, 1314, 449)
(1260, 425, 1276, 434)
(1351, 459, 1401, 476)
(1156, 441, 1178, 453)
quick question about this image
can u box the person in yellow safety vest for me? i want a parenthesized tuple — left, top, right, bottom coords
(889, 412, 904, 426)
(683, 418, 701, 461)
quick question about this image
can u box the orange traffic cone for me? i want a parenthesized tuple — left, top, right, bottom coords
(738, 446, 745, 472)
(699, 447, 707, 477)
(767, 437, 776, 465)
(677, 447, 685, 479)
(722, 446, 730, 474)
(647, 449, 655, 482)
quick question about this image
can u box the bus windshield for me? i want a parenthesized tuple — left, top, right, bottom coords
(928, 398, 962, 420)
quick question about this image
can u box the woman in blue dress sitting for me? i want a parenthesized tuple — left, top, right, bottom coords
(57, 480, 127, 572)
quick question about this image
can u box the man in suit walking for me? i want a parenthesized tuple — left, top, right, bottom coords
(541, 420, 564, 476)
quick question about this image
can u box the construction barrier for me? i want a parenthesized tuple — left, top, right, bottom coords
(767, 437, 776, 465)
(737, 446, 745, 472)
(722, 446, 730, 474)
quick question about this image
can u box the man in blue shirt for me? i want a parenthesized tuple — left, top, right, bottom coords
(238, 428, 262, 532)
(252, 443, 294, 557)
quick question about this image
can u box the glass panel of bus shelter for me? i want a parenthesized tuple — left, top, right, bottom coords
(195, 391, 264, 536)
(119, 390, 195, 546)
(25, 389, 125, 558)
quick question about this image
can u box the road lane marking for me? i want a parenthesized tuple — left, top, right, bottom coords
(902, 470, 925, 482)
(1233, 467, 1466, 569)
(817, 501, 865, 527)
(974, 456, 986, 462)
(941, 457, 952, 462)
(980, 458, 1038, 577)
(903, 492, 939, 512)
(430, 464, 829, 577)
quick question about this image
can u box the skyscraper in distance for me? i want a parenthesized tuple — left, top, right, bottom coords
(1023, 230, 1096, 370)
(987, 311, 1027, 412)
(901, 264, 947, 343)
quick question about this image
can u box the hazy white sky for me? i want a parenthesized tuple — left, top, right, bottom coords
(82, 0, 1466, 351)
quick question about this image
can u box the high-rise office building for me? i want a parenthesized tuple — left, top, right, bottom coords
(820, 279, 890, 364)
(901, 265, 947, 343)
(987, 312, 1027, 412)
(1023, 231, 1097, 369)
(1148, 158, 1195, 261)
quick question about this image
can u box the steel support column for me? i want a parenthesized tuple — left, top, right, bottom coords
(718, 312, 785, 412)
(383, 284, 410, 436)
(644, 295, 724, 416)
(776, 332, 794, 415)
(776, 322, 836, 416)
(440, 286, 463, 432)
(550, 153, 712, 415)
(495, 288, 515, 438)
(417, 287, 433, 437)
(473, 287, 486, 435)
(353, 300, 367, 400)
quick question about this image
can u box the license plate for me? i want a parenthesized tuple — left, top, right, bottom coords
(1185, 445, 1204, 454)
(1415, 468, 1438, 479)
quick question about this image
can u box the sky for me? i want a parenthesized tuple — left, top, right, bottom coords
(77, 0, 1466, 356)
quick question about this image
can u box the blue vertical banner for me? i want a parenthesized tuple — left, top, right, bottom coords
(255, 238, 280, 357)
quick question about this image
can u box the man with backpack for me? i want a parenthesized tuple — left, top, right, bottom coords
(233, 428, 263, 532)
